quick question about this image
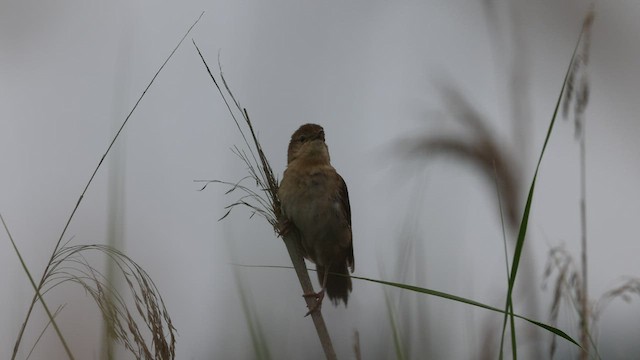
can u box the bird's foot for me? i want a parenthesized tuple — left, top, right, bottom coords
(302, 289, 325, 317)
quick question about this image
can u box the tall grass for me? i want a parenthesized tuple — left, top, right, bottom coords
(5, 13, 204, 359)
(198, 19, 592, 358)
(543, 7, 639, 359)
(193, 5, 630, 359)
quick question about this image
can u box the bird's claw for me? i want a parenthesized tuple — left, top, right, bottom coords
(302, 289, 325, 317)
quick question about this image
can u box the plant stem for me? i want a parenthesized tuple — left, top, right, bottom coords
(282, 234, 337, 360)
(579, 119, 589, 360)
(2, 214, 75, 360)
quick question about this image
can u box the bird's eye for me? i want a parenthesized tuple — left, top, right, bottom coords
(298, 135, 306, 142)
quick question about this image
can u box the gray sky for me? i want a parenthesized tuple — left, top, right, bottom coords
(1, 0, 639, 359)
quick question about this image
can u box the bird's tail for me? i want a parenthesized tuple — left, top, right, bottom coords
(317, 263, 352, 306)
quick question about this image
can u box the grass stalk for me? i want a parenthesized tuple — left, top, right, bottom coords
(1, 214, 75, 359)
(384, 290, 407, 360)
(578, 114, 589, 360)
(563, 8, 594, 357)
(232, 266, 272, 360)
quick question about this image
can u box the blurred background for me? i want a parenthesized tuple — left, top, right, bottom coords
(1, 0, 639, 359)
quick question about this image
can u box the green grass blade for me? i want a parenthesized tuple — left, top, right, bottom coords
(494, 162, 516, 359)
(383, 287, 407, 360)
(232, 264, 581, 349)
(233, 268, 272, 360)
(499, 25, 587, 358)
(350, 274, 580, 348)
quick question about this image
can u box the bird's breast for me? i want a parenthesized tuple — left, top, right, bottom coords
(279, 166, 341, 226)
(279, 165, 350, 264)
(280, 168, 332, 216)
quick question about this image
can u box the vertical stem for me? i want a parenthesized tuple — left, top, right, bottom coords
(282, 234, 337, 360)
(579, 122, 589, 359)
(102, 18, 131, 359)
(578, 9, 594, 358)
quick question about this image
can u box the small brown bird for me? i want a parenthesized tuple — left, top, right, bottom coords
(278, 123, 354, 309)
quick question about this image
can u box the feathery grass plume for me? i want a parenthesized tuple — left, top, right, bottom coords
(400, 85, 524, 357)
(558, 7, 595, 359)
(402, 85, 521, 231)
(46, 244, 176, 359)
(192, 41, 338, 360)
(8, 13, 203, 359)
(562, 7, 595, 139)
(592, 277, 640, 340)
(542, 245, 583, 358)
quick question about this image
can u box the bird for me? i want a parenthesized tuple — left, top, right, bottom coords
(278, 123, 354, 312)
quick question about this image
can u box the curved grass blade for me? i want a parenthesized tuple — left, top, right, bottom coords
(349, 274, 580, 348)
(499, 21, 588, 359)
(231, 264, 580, 348)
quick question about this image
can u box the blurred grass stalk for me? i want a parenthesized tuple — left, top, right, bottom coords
(228, 240, 273, 360)
(551, 7, 594, 359)
(575, 10, 594, 360)
(101, 94, 127, 360)
(397, 7, 596, 359)
(101, 18, 133, 358)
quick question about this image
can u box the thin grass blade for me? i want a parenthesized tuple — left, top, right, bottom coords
(350, 274, 580, 348)
(499, 24, 588, 358)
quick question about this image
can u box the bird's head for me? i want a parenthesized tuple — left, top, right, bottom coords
(287, 123, 330, 165)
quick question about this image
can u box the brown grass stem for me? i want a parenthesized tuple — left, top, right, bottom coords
(1, 214, 75, 359)
(563, 8, 594, 358)
(282, 235, 338, 359)
(578, 11, 594, 354)
(578, 112, 589, 360)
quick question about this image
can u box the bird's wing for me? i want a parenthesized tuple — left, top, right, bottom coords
(337, 173, 354, 272)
